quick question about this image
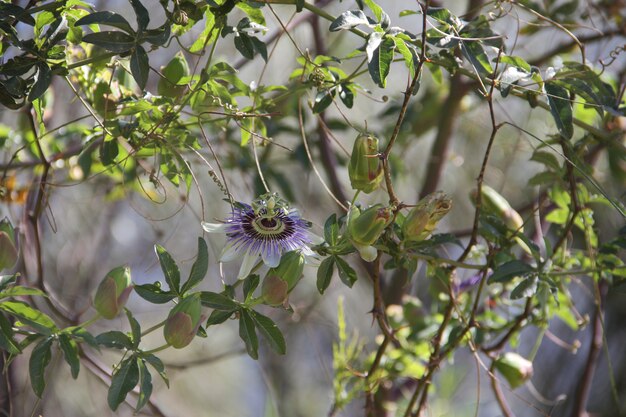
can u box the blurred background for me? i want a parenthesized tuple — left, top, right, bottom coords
(1, 0, 625, 416)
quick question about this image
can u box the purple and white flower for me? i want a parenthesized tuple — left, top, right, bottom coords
(202, 193, 314, 279)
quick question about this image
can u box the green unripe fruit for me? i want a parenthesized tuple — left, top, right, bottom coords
(158, 52, 190, 98)
(348, 204, 393, 246)
(402, 191, 452, 242)
(348, 134, 383, 194)
(93, 266, 133, 319)
(470, 185, 531, 254)
(471, 185, 523, 232)
(261, 275, 289, 306)
(261, 251, 305, 306)
(347, 204, 393, 261)
(494, 352, 533, 388)
(163, 294, 202, 349)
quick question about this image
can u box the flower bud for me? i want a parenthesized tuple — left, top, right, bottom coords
(158, 52, 190, 98)
(0, 218, 18, 271)
(494, 352, 533, 388)
(164, 294, 202, 349)
(471, 185, 523, 232)
(402, 191, 452, 242)
(93, 266, 133, 319)
(348, 134, 383, 194)
(348, 205, 393, 261)
(261, 250, 305, 306)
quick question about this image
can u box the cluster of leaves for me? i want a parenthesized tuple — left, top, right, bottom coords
(0, 231, 289, 411)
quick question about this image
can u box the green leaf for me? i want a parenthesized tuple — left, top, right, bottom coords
(181, 237, 209, 294)
(489, 260, 534, 284)
(0, 274, 18, 292)
(250, 310, 286, 354)
(100, 139, 119, 166)
(295, 0, 304, 12)
(130, 45, 149, 90)
(0, 301, 57, 335)
(0, 313, 21, 354)
(134, 283, 176, 304)
(190, 12, 217, 53)
(200, 291, 239, 310)
(339, 83, 354, 108)
(29, 337, 53, 397)
(58, 334, 80, 379)
(316, 257, 335, 294)
(238, 309, 258, 359)
(108, 356, 139, 411)
(206, 309, 233, 326)
(82, 31, 136, 53)
(545, 81, 573, 139)
(96, 330, 134, 349)
(143, 353, 168, 387)
(126, 309, 141, 349)
(510, 275, 538, 299)
(528, 171, 560, 186)
(0, 3, 35, 26)
(369, 35, 395, 88)
(460, 41, 492, 76)
(236, 3, 266, 26)
(64, 326, 99, 348)
(28, 64, 52, 102)
(368, 37, 396, 88)
(530, 150, 561, 171)
(363, 0, 384, 21)
(243, 274, 260, 301)
(334, 256, 357, 287)
(426, 7, 453, 24)
(234, 34, 255, 60)
(250, 36, 267, 61)
(552, 62, 616, 116)
(329, 10, 370, 32)
(313, 89, 335, 113)
(324, 214, 339, 246)
(155, 244, 181, 294)
(0, 286, 46, 299)
(136, 359, 153, 411)
(142, 24, 170, 46)
(75, 11, 134, 34)
(393, 37, 417, 76)
(129, 0, 150, 31)
(499, 55, 531, 72)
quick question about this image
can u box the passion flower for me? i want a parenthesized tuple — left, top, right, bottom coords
(202, 193, 313, 279)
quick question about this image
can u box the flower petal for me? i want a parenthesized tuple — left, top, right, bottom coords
(262, 244, 281, 268)
(354, 243, 378, 262)
(237, 250, 259, 280)
(220, 242, 241, 262)
(308, 232, 325, 245)
(202, 222, 228, 233)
